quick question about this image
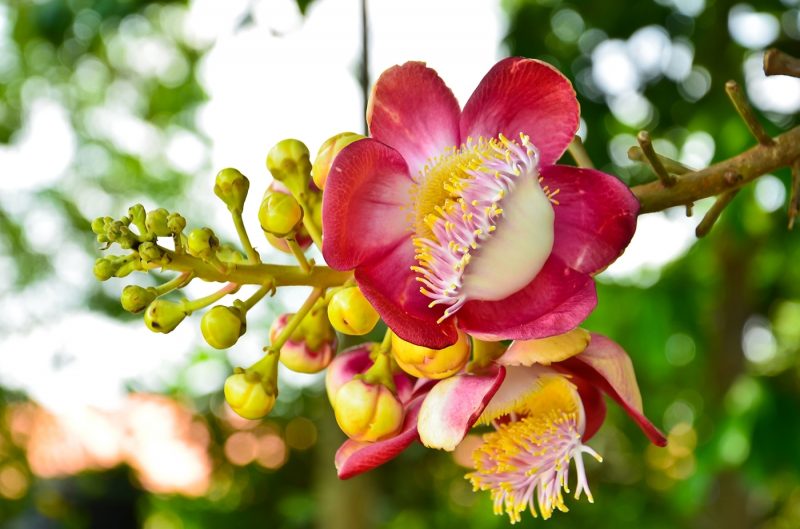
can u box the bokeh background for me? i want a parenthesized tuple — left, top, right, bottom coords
(1, 0, 799, 527)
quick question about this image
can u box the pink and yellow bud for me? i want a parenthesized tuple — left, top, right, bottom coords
(311, 132, 364, 189)
(224, 372, 276, 420)
(327, 286, 379, 336)
(325, 344, 414, 406)
(259, 191, 303, 238)
(270, 306, 337, 374)
(201, 306, 246, 350)
(333, 378, 404, 442)
(391, 330, 471, 379)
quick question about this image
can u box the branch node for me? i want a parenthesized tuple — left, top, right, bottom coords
(695, 189, 740, 238)
(627, 146, 693, 175)
(636, 131, 677, 187)
(724, 170, 743, 185)
(725, 80, 774, 146)
(764, 48, 800, 79)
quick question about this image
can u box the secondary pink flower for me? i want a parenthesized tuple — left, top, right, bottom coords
(323, 58, 639, 348)
(334, 332, 665, 491)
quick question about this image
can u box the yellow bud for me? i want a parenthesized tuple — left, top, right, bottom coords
(144, 299, 187, 334)
(145, 208, 171, 237)
(311, 132, 364, 189)
(258, 192, 303, 237)
(333, 379, 404, 442)
(391, 330, 471, 379)
(93, 258, 115, 281)
(327, 286, 380, 336)
(270, 308, 336, 373)
(224, 373, 275, 420)
(214, 167, 250, 214)
(201, 306, 246, 349)
(266, 139, 311, 190)
(121, 285, 157, 313)
(187, 228, 219, 258)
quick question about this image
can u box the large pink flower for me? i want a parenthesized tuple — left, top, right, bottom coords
(334, 332, 665, 485)
(323, 58, 639, 348)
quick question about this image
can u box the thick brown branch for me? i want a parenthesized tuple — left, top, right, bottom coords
(764, 49, 800, 78)
(633, 126, 800, 213)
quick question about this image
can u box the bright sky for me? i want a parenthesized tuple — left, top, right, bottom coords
(0, 0, 790, 411)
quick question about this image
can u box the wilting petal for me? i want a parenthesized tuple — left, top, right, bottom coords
(368, 61, 461, 179)
(558, 334, 667, 446)
(356, 239, 459, 349)
(460, 57, 579, 166)
(542, 165, 639, 274)
(499, 328, 591, 366)
(322, 139, 415, 271)
(457, 255, 596, 341)
(335, 394, 425, 479)
(417, 365, 506, 451)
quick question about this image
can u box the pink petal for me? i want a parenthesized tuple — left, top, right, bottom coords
(573, 376, 606, 442)
(368, 62, 461, 179)
(325, 344, 414, 405)
(457, 255, 596, 341)
(460, 57, 579, 166)
(322, 138, 415, 271)
(417, 365, 506, 451)
(356, 238, 459, 349)
(542, 165, 639, 274)
(558, 334, 667, 446)
(335, 393, 425, 479)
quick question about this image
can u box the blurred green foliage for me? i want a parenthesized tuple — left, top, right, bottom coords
(1, 0, 799, 528)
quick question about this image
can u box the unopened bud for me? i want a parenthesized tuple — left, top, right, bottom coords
(327, 286, 379, 336)
(326, 344, 414, 406)
(91, 216, 110, 236)
(121, 285, 157, 313)
(93, 257, 115, 281)
(187, 228, 219, 258)
(214, 168, 250, 214)
(144, 299, 187, 334)
(391, 330, 471, 379)
(258, 192, 303, 237)
(128, 203, 146, 226)
(224, 372, 276, 420)
(269, 308, 336, 374)
(216, 244, 246, 264)
(167, 213, 186, 235)
(266, 139, 311, 190)
(146, 208, 172, 237)
(201, 306, 246, 349)
(333, 379, 404, 442)
(137, 242, 163, 264)
(311, 132, 363, 189)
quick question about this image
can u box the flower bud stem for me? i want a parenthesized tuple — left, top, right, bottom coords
(245, 350, 280, 395)
(286, 235, 311, 273)
(239, 281, 276, 312)
(181, 282, 240, 314)
(468, 338, 507, 372)
(263, 287, 324, 354)
(155, 271, 194, 296)
(361, 347, 396, 393)
(231, 211, 261, 264)
(292, 193, 323, 249)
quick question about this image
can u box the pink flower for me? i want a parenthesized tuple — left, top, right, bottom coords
(323, 58, 639, 349)
(334, 332, 665, 511)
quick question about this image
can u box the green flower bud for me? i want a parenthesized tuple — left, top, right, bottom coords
(146, 208, 172, 237)
(91, 216, 109, 235)
(214, 168, 250, 214)
(144, 299, 187, 334)
(187, 228, 219, 258)
(138, 242, 163, 265)
(167, 213, 186, 235)
(128, 203, 146, 225)
(121, 285, 157, 313)
(224, 372, 276, 420)
(258, 192, 303, 237)
(93, 257, 115, 281)
(312, 132, 364, 189)
(266, 139, 311, 193)
(201, 306, 246, 349)
(216, 244, 246, 264)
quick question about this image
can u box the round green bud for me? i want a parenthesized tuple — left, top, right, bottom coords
(214, 168, 250, 214)
(266, 139, 311, 189)
(93, 257, 115, 281)
(312, 132, 364, 189)
(187, 228, 219, 258)
(201, 306, 246, 349)
(144, 299, 187, 334)
(121, 285, 157, 313)
(91, 217, 107, 235)
(146, 208, 172, 237)
(138, 242, 163, 264)
(167, 213, 186, 235)
(224, 372, 275, 420)
(258, 192, 303, 237)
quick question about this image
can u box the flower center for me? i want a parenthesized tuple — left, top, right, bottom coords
(466, 375, 602, 523)
(409, 134, 556, 323)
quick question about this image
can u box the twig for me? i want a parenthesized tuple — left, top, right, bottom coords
(633, 126, 800, 213)
(568, 136, 594, 169)
(637, 131, 677, 187)
(764, 49, 800, 78)
(695, 189, 740, 237)
(627, 146, 693, 175)
(790, 159, 800, 230)
(725, 80, 774, 146)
